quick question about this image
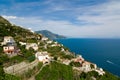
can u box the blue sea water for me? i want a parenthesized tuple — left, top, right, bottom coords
(56, 38, 120, 77)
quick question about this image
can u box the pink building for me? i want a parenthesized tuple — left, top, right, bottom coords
(3, 46, 15, 54)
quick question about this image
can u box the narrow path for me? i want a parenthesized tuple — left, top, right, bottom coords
(28, 63, 49, 80)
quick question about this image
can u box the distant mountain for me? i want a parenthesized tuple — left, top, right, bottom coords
(35, 30, 66, 40)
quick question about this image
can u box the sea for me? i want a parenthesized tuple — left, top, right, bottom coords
(56, 38, 120, 77)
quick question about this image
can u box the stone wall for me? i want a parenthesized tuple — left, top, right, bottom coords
(3, 59, 39, 75)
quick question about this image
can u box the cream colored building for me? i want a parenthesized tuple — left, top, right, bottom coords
(2, 36, 15, 45)
(26, 43, 38, 51)
(19, 42, 26, 46)
(81, 61, 91, 72)
(35, 52, 50, 63)
(42, 37, 48, 41)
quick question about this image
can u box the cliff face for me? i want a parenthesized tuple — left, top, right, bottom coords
(35, 30, 66, 40)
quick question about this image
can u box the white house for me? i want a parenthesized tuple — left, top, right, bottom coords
(51, 44, 57, 47)
(19, 42, 26, 46)
(42, 37, 48, 41)
(35, 52, 50, 63)
(26, 43, 38, 51)
(61, 48, 65, 52)
(1, 36, 15, 45)
(47, 41, 53, 44)
(95, 68, 105, 75)
(54, 41, 58, 44)
(51, 43, 60, 47)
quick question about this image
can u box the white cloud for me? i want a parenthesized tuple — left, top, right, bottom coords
(2, 0, 120, 38)
(75, 0, 120, 38)
(2, 15, 25, 20)
(2, 16, 78, 37)
(2, 15, 17, 19)
(77, 0, 120, 24)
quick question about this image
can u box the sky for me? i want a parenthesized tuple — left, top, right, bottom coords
(0, 0, 120, 38)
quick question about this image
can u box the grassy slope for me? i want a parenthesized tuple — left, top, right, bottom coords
(35, 62, 73, 80)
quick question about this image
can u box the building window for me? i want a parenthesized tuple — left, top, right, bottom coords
(5, 47, 7, 49)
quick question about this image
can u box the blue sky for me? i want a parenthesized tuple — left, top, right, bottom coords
(0, 0, 120, 38)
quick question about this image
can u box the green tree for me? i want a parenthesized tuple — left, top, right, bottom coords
(69, 61, 81, 67)
(0, 65, 5, 80)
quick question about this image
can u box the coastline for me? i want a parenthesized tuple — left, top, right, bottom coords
(56, 38, 120, 77)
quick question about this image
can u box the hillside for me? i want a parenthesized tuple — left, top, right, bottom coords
(0, 16, 42, 42)
(0, 16, 120, 80)
(35, 30, 66, 40)
(0, 16, 42, 79)
(36, 62, 120, 80)
(0, 16, 11, 25)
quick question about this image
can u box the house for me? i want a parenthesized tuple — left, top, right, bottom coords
(61, 48, 65, 52)
(36, 35, 42, 40)
(72, 55, 84, 63)
(81, 61, 91, 72)
(1, 36, 15, 45)
(95, 68, 105, 75)
(2, 36, 20, 57)
(54, 41, 58, 44)
(26, 36, 35, 39)
(51, 44, 57, 47)
(47, 41, 53, 44)
(35, 52, 51, 63)
(3, 36, 15, 43)
(3, 46, 15, 54)
(26, 43, 38, 51)
(19, 42, 26, 46)
(44, 44, 47, 49)
(3, 45, 19, 57)
(41, 37, 48, 41)
(62, 59, 71, 65)
(51, 43, 60, 47)
(91, 63, 97, 69)
(64, 50, 72, 55)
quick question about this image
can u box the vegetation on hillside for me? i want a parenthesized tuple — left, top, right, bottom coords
(70, 61, 81, 67)
(35, 62, 73, 80)
(20, 62, 43, 80)
(79, 71, 120, 80)
(35, 61, 120, 80)
(0, 16, 10, 25)
(0, 16, 40, 80)
(0, 16, 41, 42)
(0, 54, 21, 80)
